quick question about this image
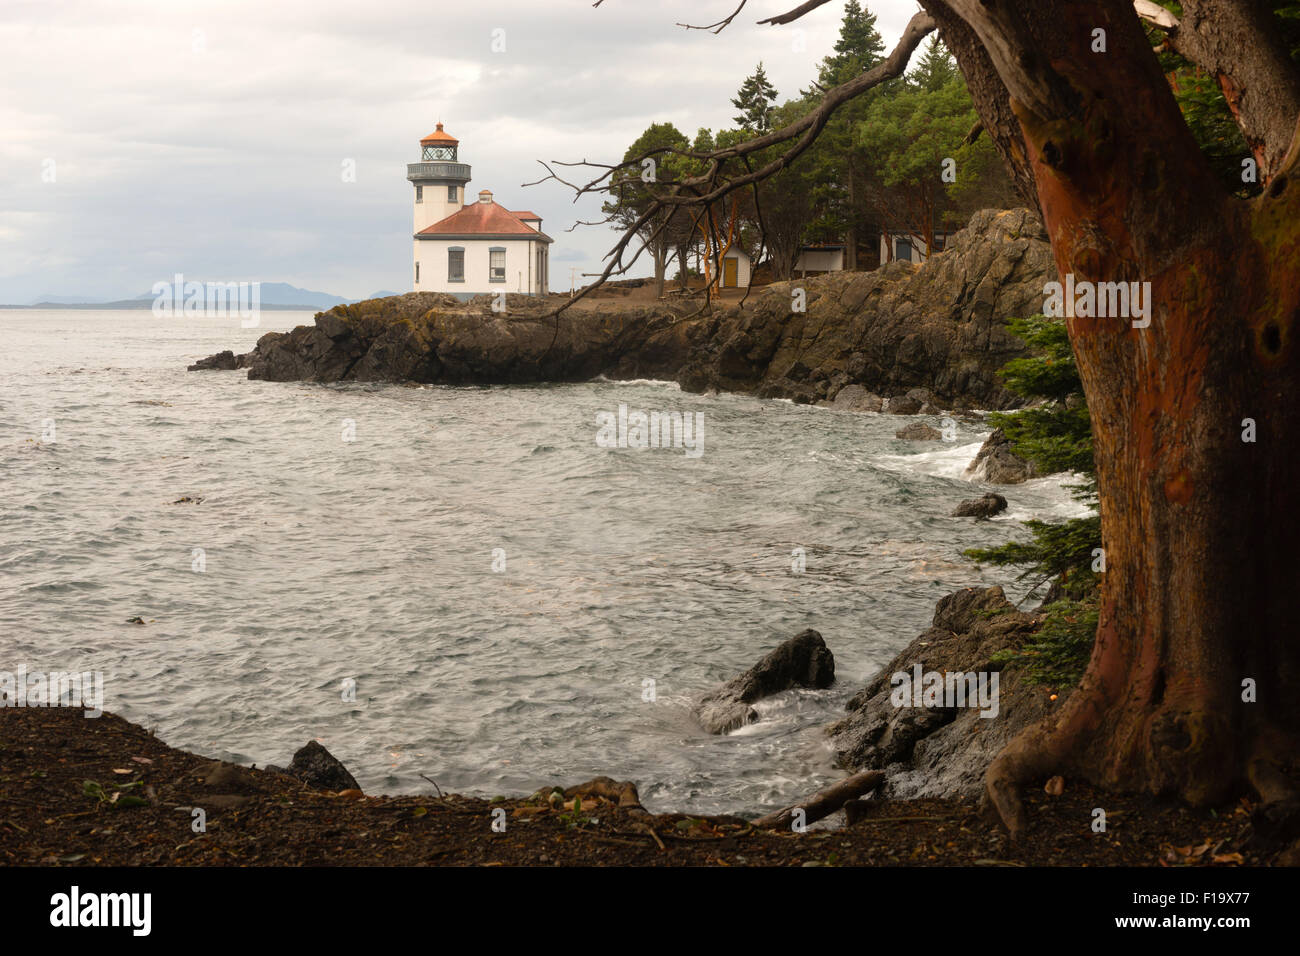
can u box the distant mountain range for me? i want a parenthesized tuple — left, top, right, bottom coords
(7, 283, 400, 309)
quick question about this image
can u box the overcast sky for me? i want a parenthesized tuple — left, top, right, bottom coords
(0, 0, 920, 302)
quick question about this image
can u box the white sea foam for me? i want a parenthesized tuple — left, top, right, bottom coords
(875, 438, 989, 480)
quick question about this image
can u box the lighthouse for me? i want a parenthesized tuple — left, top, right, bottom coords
(409, 123, 470, 234)
(408, 123, 552, 297)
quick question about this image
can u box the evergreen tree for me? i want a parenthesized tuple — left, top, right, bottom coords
(731, 62, 778, 132)
(800, 3, 888, 268)
(908, 36, 959, 92)
(817, 0, 885, 83)
(600, 122, 692, 297)
(965, 315, 1102, 687)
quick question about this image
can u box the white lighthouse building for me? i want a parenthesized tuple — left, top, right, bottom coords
(408, 123, 551, 297)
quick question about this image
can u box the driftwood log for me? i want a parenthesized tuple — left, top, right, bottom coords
(753, 770, 885, 830)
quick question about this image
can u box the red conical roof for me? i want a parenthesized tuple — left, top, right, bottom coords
(420, 122, 459, 146)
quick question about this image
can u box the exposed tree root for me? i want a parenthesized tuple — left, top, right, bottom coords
(985, 681, 1109, 842)
(1246, 727, 1300, 846)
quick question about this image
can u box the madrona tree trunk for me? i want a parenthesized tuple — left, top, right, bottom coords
(918, 0, 1300, 838)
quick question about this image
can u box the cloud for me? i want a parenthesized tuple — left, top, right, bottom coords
(0, 0, 916, 302)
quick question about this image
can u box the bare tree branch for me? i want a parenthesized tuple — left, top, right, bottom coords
(677, 0, 749, 33)
(1134, 0, 1300, 182)
(758, 0, 836, 26)
(529, 10, 937, 325)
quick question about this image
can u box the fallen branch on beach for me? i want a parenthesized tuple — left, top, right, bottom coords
(752, 770, 885, 830)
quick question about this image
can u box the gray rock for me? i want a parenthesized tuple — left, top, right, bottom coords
(884, 395, 924, 415)
(952, 492, 1008, 517)
(965, 428, 1038, 483)
(187, 350, 237, 371)
(831, 384, 883, 412)
(694, 629, 835, 734)
(896, 422, 942, 441)
(285, 740, 360, 792)
(677, 208, 1054, 409)
(827, 587, 1059, 800)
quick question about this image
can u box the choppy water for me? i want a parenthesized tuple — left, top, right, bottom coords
(0, 309, 1090, 815)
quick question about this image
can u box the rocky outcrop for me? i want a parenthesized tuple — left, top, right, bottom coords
(965, 428, 1038, 483)
(952, 492, 1008, 517)
(188, 209, 1055, 410)
(826, 587, 1060, 800)
(694, 630, 836, 734)
(233, 292, 700, 385)
(188, 350, 238, 371)
(264, 740, 360, 793)
(678, 208, 1055, 409)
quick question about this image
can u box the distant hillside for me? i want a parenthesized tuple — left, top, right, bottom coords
(10, 281, 361, 310)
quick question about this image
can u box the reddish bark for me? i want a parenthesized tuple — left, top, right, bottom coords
(921, 0, 1300, 837)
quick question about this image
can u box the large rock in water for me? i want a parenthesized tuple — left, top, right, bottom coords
(694, 629, 835, 734)
(186, 209, 1054, 410)
(283, 740, 360, 792)
(965, 428, 1038, 483)
(678, 208, 1055, 409)
(826, 587, 1062, 800)
(952, 492, 1008, 517)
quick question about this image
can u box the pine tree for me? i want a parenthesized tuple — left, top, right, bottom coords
(731, 62, 778, 132)
(908, 36, 959, 92)
(965, 315, 1102, 686)
(819, 0, 885, 83)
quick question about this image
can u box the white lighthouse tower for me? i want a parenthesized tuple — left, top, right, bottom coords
(408, 122, 471, 236)
(408, 122, 552, 296)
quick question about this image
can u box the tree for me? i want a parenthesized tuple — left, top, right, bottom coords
(819, 0, 884, 79)
(912, 0, 1300, 843)
(568, 0, 1300, 843)
(966, 315, 1102, 687)
(732, 62, 779, 132)
(802, 1, 890, 269)
(909, 36, 960, 92)
(600, 122, 691, 297)
(857, 68, 975, 258)
(750, 102, 819, 279)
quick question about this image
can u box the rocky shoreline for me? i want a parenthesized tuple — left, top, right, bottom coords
(189, 208, 1054, 414)
(177, 206, 1062, 823)
(3, 705, 1281, 866)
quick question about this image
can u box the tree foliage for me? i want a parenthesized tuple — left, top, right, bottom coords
(732, 62, 779, 132)
(965, 315, 1102, 684)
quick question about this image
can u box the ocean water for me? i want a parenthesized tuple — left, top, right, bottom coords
(0, 309, 1090, 815)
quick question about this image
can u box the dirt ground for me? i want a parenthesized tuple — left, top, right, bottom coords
(2, 709, 1292, 867)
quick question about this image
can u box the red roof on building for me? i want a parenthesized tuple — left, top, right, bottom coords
(420, 122, 459, 146)
(510, 210, 542, 221)
(418, 199, 544, 237)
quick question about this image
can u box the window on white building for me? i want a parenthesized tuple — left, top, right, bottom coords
(895, 238, 913, 262)
(448, 185, 458, 202)
(415, 261, 420, 283)
(489, 248, 506, 283)
(415, 185, 423, 203)
(448, 248, 465, 282)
